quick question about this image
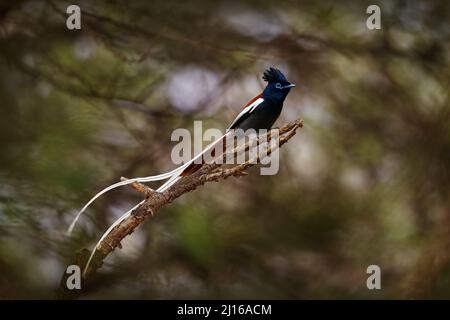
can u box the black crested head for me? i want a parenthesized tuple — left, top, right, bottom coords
(262, 67, 288, 83)
(262, 67, 295, 102)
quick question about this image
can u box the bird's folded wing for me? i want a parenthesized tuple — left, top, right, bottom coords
(227, 96, 264, 130)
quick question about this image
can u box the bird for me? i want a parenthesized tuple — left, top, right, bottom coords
(69, 67, 295, 275)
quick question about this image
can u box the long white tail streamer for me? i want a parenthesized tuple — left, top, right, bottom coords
(67, 165, 188, 235)
(69, 131, 236, 234)
(81, 131, 232, 274)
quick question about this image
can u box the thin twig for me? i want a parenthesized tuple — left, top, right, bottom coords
(120, 176, 155, 196)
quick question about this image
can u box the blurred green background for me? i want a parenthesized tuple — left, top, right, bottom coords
(0, 0, 449, 299)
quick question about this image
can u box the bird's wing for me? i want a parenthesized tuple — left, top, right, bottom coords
(227, 94, 264, 130)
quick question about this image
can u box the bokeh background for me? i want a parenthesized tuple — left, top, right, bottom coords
(0, 0, 449, 299)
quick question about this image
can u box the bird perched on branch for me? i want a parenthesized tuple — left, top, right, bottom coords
(68, 67, 295, 274)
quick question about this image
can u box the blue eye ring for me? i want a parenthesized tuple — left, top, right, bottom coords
(275, 83, 282, 89)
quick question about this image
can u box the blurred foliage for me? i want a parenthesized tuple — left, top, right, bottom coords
(0, 0, 449, 299)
